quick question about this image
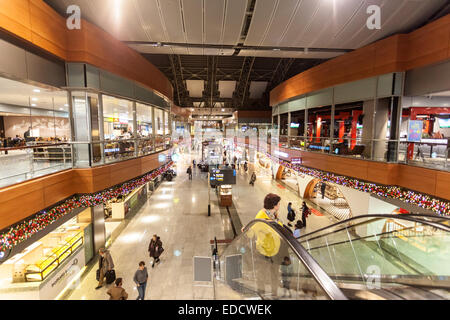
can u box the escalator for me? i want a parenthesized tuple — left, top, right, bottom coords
(213, 214, 450, 300)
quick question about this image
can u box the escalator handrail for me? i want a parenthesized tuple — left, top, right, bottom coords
(239, 219, 348, 300)
(299, 213, 450, 243)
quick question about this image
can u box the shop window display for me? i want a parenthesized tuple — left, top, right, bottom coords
(0, 77, 71, 187)
(399, 106, 450, 169)
(331, 103, 365, 157)
(0, 211, 91, 285)
(136, 103, 154, 156)
(306, 106, 332, 153)
(102, 95, 135, 162)
(289, 110, 306, 149)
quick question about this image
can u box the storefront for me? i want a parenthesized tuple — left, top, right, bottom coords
(255, 152, 272, 176)
(0, 208, 94, 300)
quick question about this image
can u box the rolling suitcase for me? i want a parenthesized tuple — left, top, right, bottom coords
(105, 270, 116, 284)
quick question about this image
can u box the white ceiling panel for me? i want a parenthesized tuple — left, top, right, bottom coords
(222, 0, 247, 45)
(186, 80, 205, 98)
(244, 0, 278, 46)
(261, 0, 300, 47)
(238, 50, 343, 59)
(159, 0, 185, 43)
(187, 47, 205, 55)
(278, 0, 320, 47)
(295, 0, 337, 48)
(134, 0, 168, 42)
(128, 44, 174, 54)
(219, 81, 237, 98)
(170, 47, 189, 55)
(308, 0, 364, 48)
(182, 0, 203, 44)
(47, 0, 447, 56)
(204, 0, 226, 44)
(249, 81, 268, 99)
(358, 0, 445, 48)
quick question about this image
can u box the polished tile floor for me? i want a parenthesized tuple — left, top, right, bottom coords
(66, 150, 335, 300)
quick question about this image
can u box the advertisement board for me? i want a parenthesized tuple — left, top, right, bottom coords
(407, 120, 423, 142)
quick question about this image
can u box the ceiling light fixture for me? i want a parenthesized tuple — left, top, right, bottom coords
(31, 104, 36, 107)
(32, 98, 38, 101)
(33, 89, 41, 93)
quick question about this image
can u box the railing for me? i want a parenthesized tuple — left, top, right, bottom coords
(0, 136, 174, 188)
(0, 143, 73, 188)
(274, 135, 449, 171)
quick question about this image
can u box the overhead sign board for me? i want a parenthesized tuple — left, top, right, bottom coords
(209, 167, 236, 187)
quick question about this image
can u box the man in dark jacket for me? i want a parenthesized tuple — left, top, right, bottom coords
(133, 261, 148, 300)
(187, 166, 192, 180)
(96, 248, 115, 289)
(148, 235, 163, 268)
(321, 182, 326, 199)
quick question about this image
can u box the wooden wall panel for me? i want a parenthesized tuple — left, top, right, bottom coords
(396, 165, 437, 196)
(406, 14, 450, 70)
(276, 147, 450, 201)
(271, 14, 450, 106)
(0, 151, 171, 230)
(0, 0, 32, 42)
(436, 171, 450, 200)
(0, 0, 173, 101)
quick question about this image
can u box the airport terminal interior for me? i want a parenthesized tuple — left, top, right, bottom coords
(0, 0, 449, 301)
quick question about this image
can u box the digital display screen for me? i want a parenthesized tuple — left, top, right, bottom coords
(290, 123, 300, 128)
(209, 167, 236, 186)
(438, 118, 450, 128)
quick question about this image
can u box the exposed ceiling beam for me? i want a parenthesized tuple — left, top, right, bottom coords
(168, 54, 192, 107)
(126, 41, 353, 55)
(233, 56, 255, 110)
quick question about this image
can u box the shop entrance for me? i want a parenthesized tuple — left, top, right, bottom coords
(304, 179, 352, 221)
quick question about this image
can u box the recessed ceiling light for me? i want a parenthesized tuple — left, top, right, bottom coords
(33, 89, 41, 93)
(31, 104, 37, 107)
(64, 104, 69, 107)
(32, 98, 38, 101)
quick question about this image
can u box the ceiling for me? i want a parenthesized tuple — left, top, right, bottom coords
(46, 0, 448, 57)
(44, 0, 449, 110)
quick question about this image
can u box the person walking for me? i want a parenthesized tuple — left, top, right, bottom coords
(96, 248, 115, 290)
(148, 234, 164, 268)
(186, 166, 192, 180)
(244, 161, 248, 172)
(301, 201, 310, 229)
(107, 278, 128, 300)
(133, 261, 148, 300)
(286, 202, 295, 227)
(249, 171, 257, 186)
(320, 182, 326, 199)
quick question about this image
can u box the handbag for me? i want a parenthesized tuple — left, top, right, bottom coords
(105, 269, 116, 284)
(96, 269, 100, 281)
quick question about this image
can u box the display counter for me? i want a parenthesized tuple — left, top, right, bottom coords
(0, 216, 90, 300)
(218, 185, 232, 207)
(111, 184, 147, 220)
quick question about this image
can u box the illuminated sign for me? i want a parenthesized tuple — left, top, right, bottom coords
(291, 157, 302, 164)
(274, 150, 289, 158)
(158, 154, 167, 162)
